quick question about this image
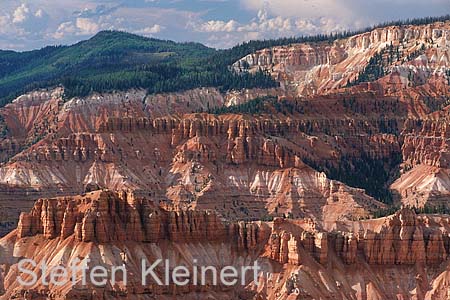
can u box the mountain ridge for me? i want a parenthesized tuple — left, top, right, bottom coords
(0, 15, 449, 107)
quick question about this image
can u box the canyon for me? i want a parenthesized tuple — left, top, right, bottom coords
(0, 19, 449, 299)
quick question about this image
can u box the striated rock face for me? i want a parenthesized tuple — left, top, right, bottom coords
(0, 22, 448, 236)
(145, 87, 282, 118)
(0, 88, 63, 164)
(268, 221, 328, 265)
(257, 208, 450, 300)
(0, 22, 448, 233)
(362, 208, 448, 264)
(233, 22, 450, 97)
(392, 107, 450, 208)
(1, 191, 272, 299)
(0, 88, 405, 230)
(3, 196, 450, 299)
(16, 190, 265, 247)
(401, 109, 450, 169)
(17, 190, 163, 242)
(334, 232, 358, 264)
(266, 208, 450, 266)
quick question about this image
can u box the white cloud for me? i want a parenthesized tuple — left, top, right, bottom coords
(195, 14, 294, 36)
(0, 4, 50, 41)
(237, 0, 361, 38)
(0, 15, 9, 27)
(52, 17, 103, 39)
(12, 4, 30, 23)
(238, 14, 293, 33)
(0, 15, 12, 36)
(75, 17, 99, 35)
(240, 0, 450, 29)
(53, 21, 76, 39)
(35, 9, 44, 18)
(135, 24, 163, 35)
(242, 0, 352, 20)
(196, 20, 239, 32)
(194, 9, 347, 48)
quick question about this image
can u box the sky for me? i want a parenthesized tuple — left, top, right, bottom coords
(0, 0, 449, 51)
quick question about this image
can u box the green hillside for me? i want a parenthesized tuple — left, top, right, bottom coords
(0, 30, 278, 106)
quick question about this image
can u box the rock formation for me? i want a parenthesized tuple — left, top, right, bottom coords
(0, 19, 449, 299)
(2, 193, 450, 299)
(234, 22, 450, 97)
(16, 190, 254, 245)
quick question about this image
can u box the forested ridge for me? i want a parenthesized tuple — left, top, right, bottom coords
(0, 31, 278, 106)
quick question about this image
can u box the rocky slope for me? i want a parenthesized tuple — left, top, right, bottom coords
(0, 86, 404, 234)
(234, 21, 450, 98)
(0, 19, 450, 299)
(0, 190, 268, 299)
(1, 19, 450, 233)
(257, 207, 450, 300)
(0, 22, 448, 233)
(1, 191, 450, 299)
(233, 19, 450, 209)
